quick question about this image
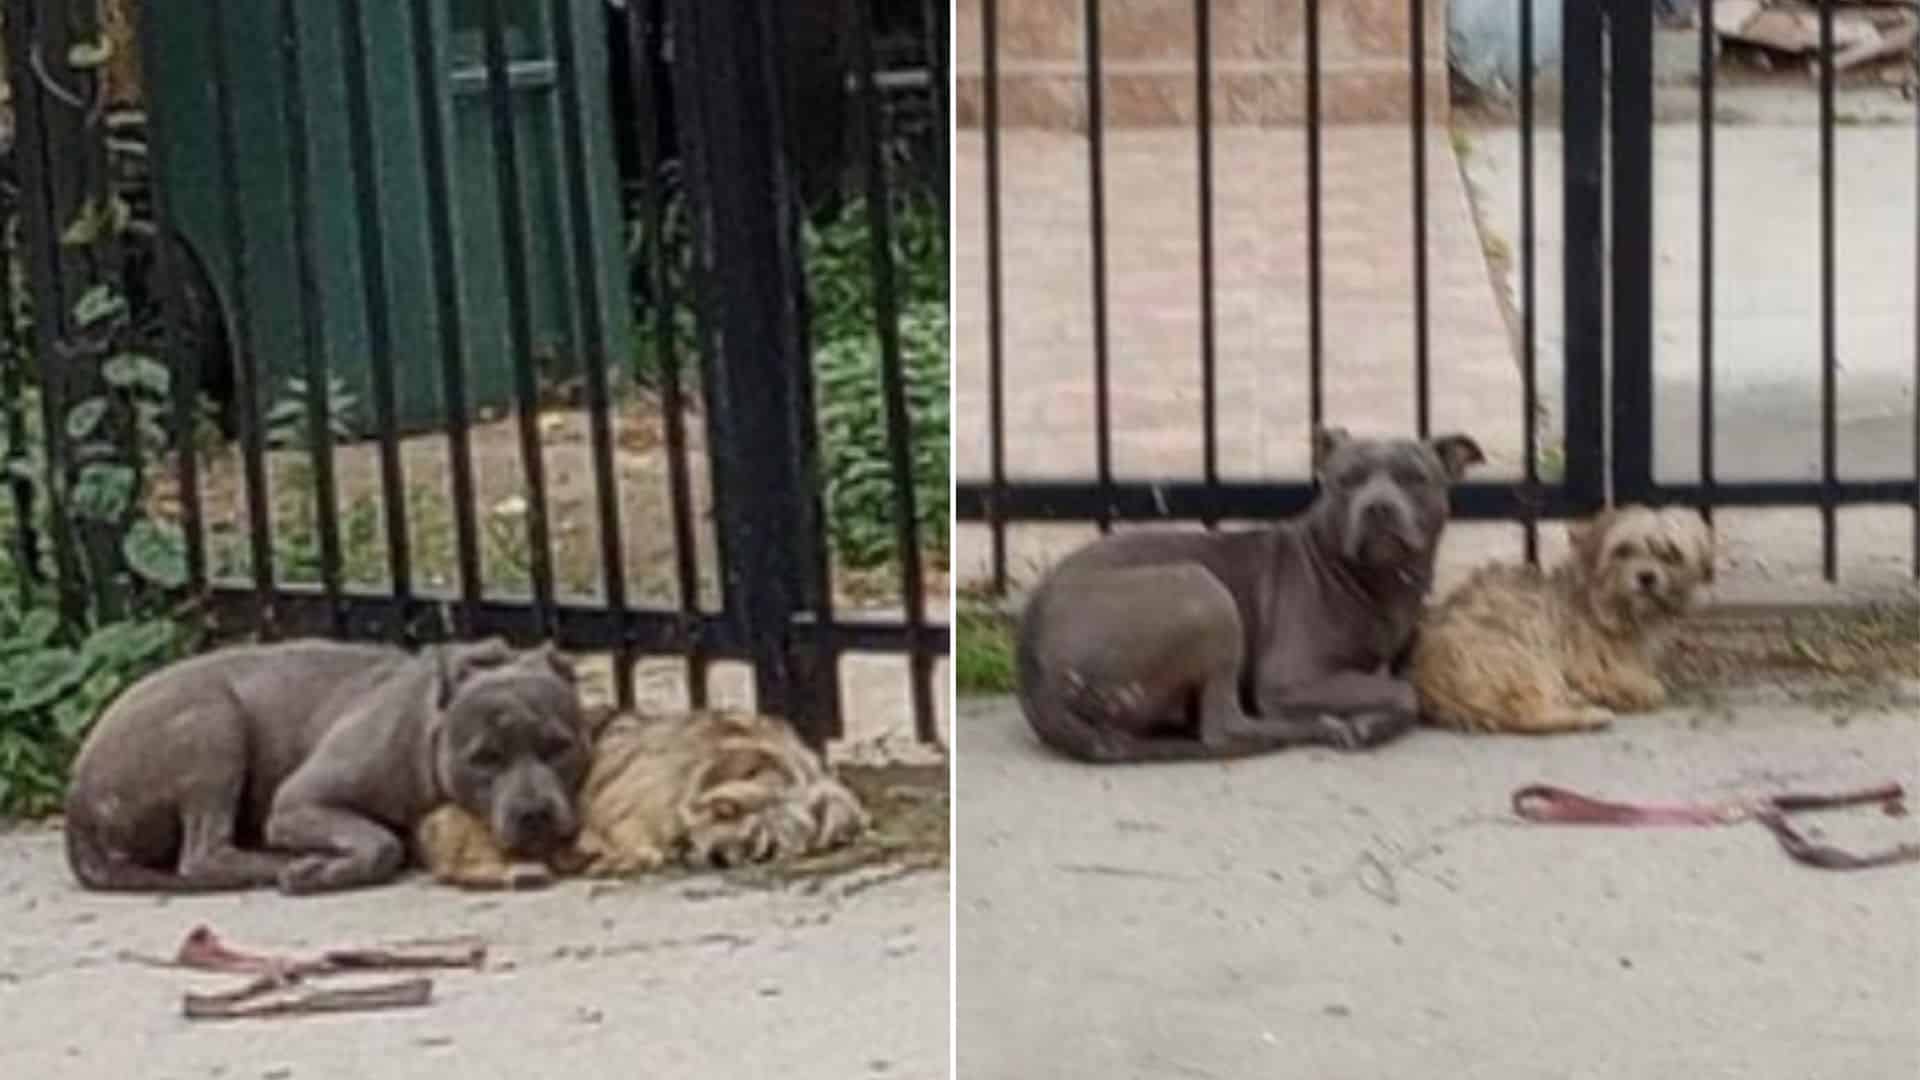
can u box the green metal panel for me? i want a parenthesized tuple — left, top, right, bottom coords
(147, 0, 632, 436)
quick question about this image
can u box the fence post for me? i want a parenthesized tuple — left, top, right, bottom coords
(1607, 0, 1657, 507)
(665, 0, 834, 740)
(1560, 0, 1608, 510)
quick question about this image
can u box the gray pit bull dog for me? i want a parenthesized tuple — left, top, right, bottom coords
(64, 637, 588, 894)
(1017, 427, 1485, 763)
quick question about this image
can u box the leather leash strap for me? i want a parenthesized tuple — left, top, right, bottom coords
(167, 925, 486, 1021)
(1512, 782, 1920, 871)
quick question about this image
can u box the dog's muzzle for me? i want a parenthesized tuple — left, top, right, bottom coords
(1344, 490, 1425, 562)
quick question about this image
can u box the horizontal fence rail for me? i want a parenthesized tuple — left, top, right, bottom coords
(958, 0, 1920, 588)
(0, 0, 949, 748)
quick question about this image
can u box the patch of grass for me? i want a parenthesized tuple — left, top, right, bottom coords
(956, 590, 1017, 696)
(1662, 603, 1920, 702)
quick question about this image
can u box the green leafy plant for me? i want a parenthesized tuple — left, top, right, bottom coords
(805, 196, 950, 570)
(266, 374, 359, 451)
(0, 603, 183, 815)
(0, 285, 195, 816)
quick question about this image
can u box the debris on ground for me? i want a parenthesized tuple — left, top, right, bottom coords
(122, 925, 487, 1022)
(1708, 0, 1919, 81)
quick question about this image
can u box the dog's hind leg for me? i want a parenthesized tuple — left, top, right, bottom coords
(67, 700, 284, 892)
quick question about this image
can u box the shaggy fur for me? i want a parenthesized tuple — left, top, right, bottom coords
(1412, 505, 1715, 734)
(417, 709, 868, 889)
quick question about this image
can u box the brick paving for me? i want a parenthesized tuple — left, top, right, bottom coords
(953, 125, 1535, 587)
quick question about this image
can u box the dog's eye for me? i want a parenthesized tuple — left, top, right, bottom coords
(1610, 542, 1636, 561)
(467, 746, 503, 769)
(535, 736, 576, 761)
(1656, 543, 1682, 564)
(1391, 463, 1429, 487)
(1337, 468, 1369, 488)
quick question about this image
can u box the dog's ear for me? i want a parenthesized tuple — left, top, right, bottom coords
(1312, 426, 1352, 475)
(529, 643, 576, 684)
(1426, 433, 1486, 481)
(1565, 509, 1618, 575)
(436, 638, 515, 709)
(1669, 508, 1717, 584)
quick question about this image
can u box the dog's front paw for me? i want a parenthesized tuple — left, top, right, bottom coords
(276, 856, 335, 896)
(505, 861, 555, 890)
(1598, 676, 1667, 713)
(1315, 710, 1414, 751)
(588, 845, 668, 878)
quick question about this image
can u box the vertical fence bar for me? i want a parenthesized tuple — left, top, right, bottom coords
(626, 2, 707, 704)
(341, 0, 413, 638)
(1518, 0, 1538, 563)
(408, 0, 482, 636)
(1195, 0, 1218, 525)
(853, 0, 935, 744)
(132, 2, 205, 593)
(1608, 0, 1655, 506)
(0, 163, 34, 601)
(1306, 0, 1325, 450)
(1410, 0, 1430, 438)
(1817, 1, 1838, 581)
(550, 0, 634, 707)
(1084, 0, 1113, 531)
(480, 0, 558, 633)
(1699, 0, 1716, 529)
(8, 3, 90, 626)
(984, 0, 1009, 591)
(1561, 0, 1606, 506)
(0, 15, 30, 596)
(206, 0, 277, 633)
(668, 0, 821, 735)
(278, 0, 346, 636)
(921, 0, 950, 227)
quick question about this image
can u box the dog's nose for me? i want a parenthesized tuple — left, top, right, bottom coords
(513, 804, 559, 837)
(1636, 570, 1658, 591)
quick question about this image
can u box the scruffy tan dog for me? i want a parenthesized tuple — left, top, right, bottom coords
(1412, 505, 1714, 734)
(416, 709, 868, 889)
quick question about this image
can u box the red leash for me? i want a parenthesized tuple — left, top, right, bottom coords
(1512, 783, 1920, 871)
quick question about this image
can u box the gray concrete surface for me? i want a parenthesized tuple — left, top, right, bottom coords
(1460, 121, 1917, 489)
(0, 841, 948, 1080)
(957, 695, 1920, 1079)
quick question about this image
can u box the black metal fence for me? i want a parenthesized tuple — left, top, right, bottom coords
(0, 0, 948, 747)
(956, 0, 1920, 586)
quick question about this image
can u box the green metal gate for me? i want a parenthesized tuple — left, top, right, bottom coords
(147, 0, 631, 434)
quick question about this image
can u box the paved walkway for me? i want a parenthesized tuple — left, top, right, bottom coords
(957, 695, 1920, 1079)
(954, 127, 1522, 486)
(0, 833, 947, 1080)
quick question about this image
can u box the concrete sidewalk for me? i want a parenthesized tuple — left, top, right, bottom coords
(0, 839, 947, 1080)
(957, 695, 1920, 1079)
